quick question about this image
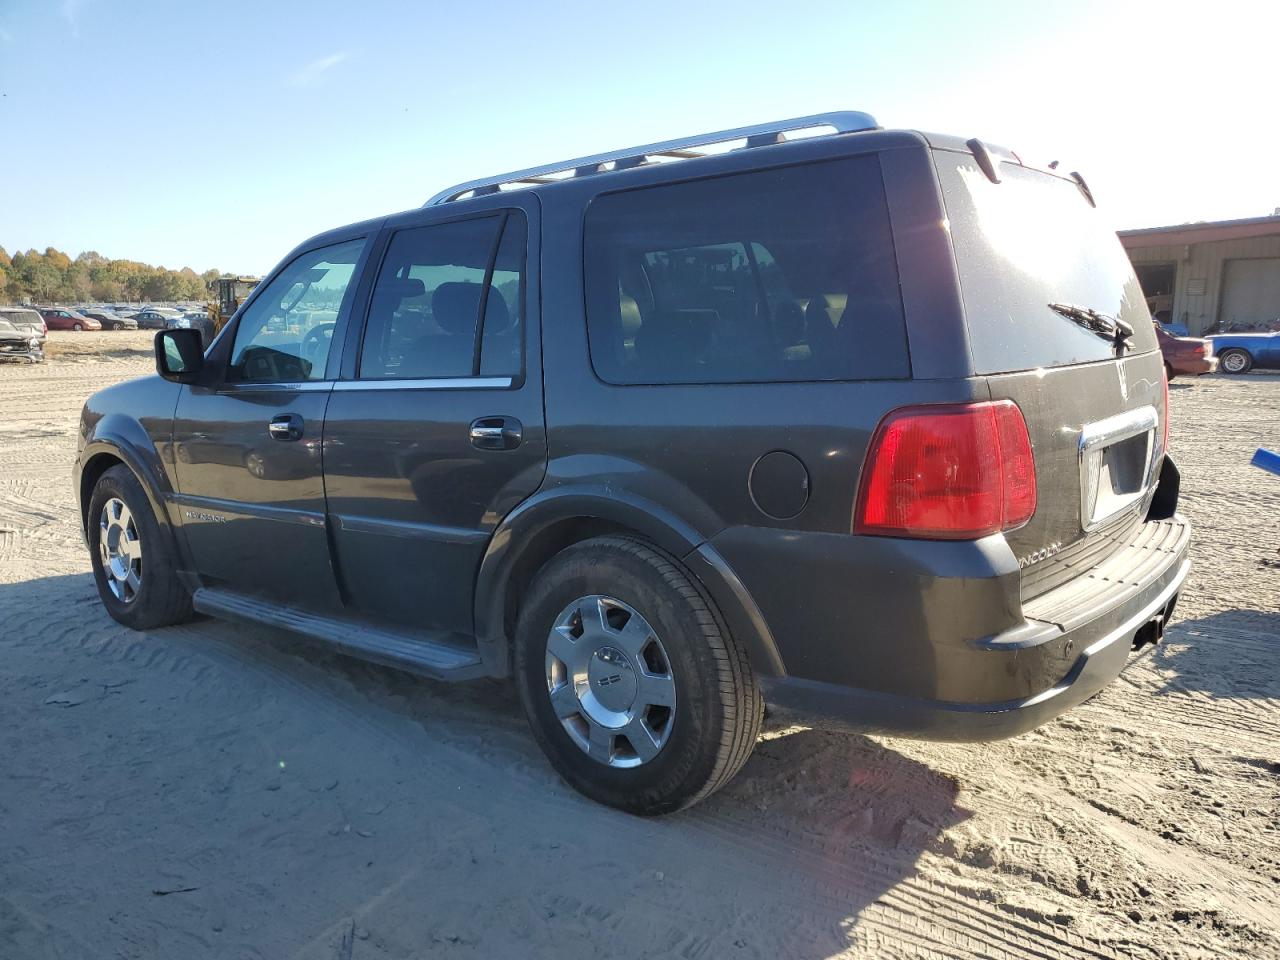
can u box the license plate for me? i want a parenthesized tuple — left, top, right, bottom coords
(1079, 406, 1159, 530)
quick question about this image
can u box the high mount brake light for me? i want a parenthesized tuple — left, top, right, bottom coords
(854, 401, 1036, 540)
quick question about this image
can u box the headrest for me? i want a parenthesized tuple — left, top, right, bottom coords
(377, 277, 425, 302)
(432, 282, 483, 335)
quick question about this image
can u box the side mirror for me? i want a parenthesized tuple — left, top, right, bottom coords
(155, 328, 205, 384)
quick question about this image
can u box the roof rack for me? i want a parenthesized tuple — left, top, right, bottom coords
(424, 111, 879, 206)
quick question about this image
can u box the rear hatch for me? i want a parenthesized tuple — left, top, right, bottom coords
(932, 149, 1166, 601)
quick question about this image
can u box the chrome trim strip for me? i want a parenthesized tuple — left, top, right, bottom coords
(335, 513, 489, 545)
(219, 380, 333, 394)
(1078, 406, 1158, 454)
(332, 377, 513, 392)
(168, 493, 327, 528)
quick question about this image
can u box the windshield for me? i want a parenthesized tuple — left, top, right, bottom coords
(935, 153, 1158, 373)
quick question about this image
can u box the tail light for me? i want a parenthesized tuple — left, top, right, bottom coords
(1161, 365, 1170, 452)
(854, 400, 1036, 540)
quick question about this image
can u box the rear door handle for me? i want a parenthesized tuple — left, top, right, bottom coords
(469, 416, 522, 451)
(269, 413, 304, 441)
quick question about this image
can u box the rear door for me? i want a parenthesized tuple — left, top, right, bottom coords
(321, 197, 545, 636)
(933, 152, 1166, 599)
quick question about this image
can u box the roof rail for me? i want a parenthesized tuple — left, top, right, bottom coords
(424, 111, 879, 206)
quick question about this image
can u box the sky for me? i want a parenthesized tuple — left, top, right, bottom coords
(1, 0, 1277, 275)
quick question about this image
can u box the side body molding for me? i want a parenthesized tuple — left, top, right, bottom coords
(472, 485, 786, 680)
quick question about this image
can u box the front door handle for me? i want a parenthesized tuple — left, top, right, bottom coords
(470, 416, 522, 451)
(268, 413, 304, 441)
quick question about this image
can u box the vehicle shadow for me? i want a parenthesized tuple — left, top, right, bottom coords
(0, 571, 973, 959)
(1151, 608, 1280, 700)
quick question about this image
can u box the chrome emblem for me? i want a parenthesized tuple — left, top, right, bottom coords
(1018, 542, 1062, 569)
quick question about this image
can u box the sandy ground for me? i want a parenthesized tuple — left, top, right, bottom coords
(1, 330, 1277, 960)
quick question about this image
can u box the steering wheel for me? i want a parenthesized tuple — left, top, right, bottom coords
(299, 322, 336, 368)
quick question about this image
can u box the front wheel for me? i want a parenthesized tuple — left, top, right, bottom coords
(1219, 349, 1253, 374)
(515, 537, 762, 815)
(72, 323, 83, 332)
(87, 465, 192, 630)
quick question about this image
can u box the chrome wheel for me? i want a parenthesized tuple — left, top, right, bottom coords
(545, 595, 676, 768)
(98, 497, 142, 603)
(1221, 351, 1249, 373)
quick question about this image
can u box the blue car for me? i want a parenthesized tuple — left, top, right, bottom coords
(1207, 332, 1280, 374)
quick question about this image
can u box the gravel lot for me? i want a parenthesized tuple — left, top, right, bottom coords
(1, 331, 1277, 960)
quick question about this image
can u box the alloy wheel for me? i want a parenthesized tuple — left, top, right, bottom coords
(545, 595, 676, 768)
(99, 497, 142, 603)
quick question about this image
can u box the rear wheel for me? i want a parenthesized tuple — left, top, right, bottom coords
(1164, 362, 1175, 382)
(87, 465, 192, 630)
(514, 537, 762, 815)
(1219, 349, 1252, 374)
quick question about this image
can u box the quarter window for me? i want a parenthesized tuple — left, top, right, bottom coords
(359, 211, 526, 380)
(583, 156, 908, 384)
(228, 238, 367, 382)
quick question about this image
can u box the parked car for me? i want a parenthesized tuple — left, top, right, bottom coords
(81, 309, 139, 331)
(1154, 323, 1216, 378)
(1208, 332, 1280, 374)
(0, 306, 47, 361)
(74, 113, 1189, 814)
(130, 309, 170, 330)
(40, 307, 101, 331)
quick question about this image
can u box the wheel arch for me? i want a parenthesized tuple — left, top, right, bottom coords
(473, 489, 785, 681)
(77, 424, 176, 546)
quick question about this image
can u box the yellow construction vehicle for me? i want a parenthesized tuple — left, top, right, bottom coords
(207, 275, 261, 334)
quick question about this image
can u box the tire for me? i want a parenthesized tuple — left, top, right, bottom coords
(72, 323, 83, 332)
(514, 536, 763, 815)
(1164, 362, 1175, 382)
(1218, 349, 1252, 374)
(87, 464, 192, 630)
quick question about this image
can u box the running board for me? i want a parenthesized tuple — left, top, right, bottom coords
(192, 587, 486, 681)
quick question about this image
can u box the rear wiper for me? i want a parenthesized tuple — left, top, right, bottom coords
(1047, 302, 1135, 356)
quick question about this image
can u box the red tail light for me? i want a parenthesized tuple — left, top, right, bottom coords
(854, 401, 1036, 539)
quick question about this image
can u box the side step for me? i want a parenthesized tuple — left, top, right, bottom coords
(192, 587, 487, 682)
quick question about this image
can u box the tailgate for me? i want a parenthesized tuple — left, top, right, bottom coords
(931, 146, 1167, 600)
(990, 352, 1165, 600)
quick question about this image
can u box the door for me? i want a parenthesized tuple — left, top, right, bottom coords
(1220, 258, 1280, 330)
(171, 235, 371, 608)
(322, 202, 545, 636)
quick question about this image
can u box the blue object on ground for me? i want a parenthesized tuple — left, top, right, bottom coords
(1252, 448, 1280, 476)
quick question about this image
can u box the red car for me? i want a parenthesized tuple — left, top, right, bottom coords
(1154, 323, 1217, 379)
(40, 307, 102, 332)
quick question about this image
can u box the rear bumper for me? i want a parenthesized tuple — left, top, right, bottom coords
(750, 515, 1191, 741)
(1170, 356, 1217, 376)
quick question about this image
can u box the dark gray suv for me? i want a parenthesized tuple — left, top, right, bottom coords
(74, 113, 1190, 814)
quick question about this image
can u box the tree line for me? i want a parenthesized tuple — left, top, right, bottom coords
(0, 246, 225, 304)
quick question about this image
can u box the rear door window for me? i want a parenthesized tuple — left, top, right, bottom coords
(935, 155, 1158, 373)
(583, 156, 908, 384)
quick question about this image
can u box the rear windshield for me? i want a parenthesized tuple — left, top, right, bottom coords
(935, 153, 1157, 373)
(0, 309, 41, 326)
(583, 155, 909, 384)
